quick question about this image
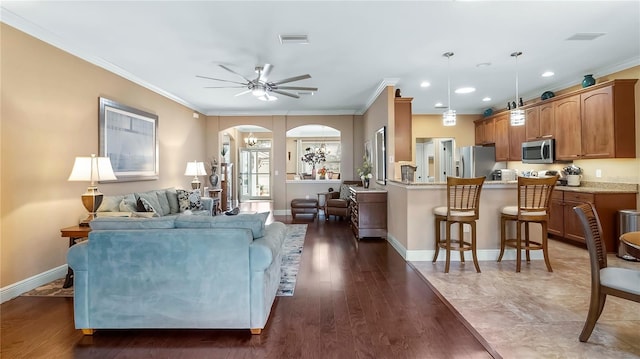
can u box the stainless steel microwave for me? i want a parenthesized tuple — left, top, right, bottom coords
(522, 139, 555, 164)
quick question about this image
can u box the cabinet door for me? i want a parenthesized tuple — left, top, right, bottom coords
(525, 106, 540, 140)
(483, 118, 496, 144)
(509, 121, 525, 161)
(563, 200, 586, 244)
(554, 95, 581, 160)
(539, 102, 555, 139)
(475, 121, 484, 145)
(548, 198, 564, 237)
(494, 114, 509, 161)
(581, 86, 614, 158)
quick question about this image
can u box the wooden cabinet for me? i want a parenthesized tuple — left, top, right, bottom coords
(539, 102, 555, 139)
(475, 118, 495, 145)
(509, 121, 525, 161)
(349, 188, 387, 239)
(580, 80, 637, 159)
(524, 106, 540, 141)
(220, 163, 233, 211)
(548, 189, 637, 252)
(394, 97, 413, 161)
(494, 113, 509, 161)
(553, 94, 581, 160)
(526, 103, 555, 141)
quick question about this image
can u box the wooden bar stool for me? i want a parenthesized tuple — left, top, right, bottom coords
(497, 175, 558, 272)
(433, 176, 485, 273)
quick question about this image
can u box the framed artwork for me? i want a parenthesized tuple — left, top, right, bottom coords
(364, 140, 372, 164)
(99, 97, 159, 182)
(375, 126, 386, 185)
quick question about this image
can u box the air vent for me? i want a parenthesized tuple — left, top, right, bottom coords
(279, 34, 309, 45)
(566, 33, 605, 41)
(297, 91, 314, 96)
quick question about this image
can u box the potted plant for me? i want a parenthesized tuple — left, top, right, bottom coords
(357, 155, 373, 188)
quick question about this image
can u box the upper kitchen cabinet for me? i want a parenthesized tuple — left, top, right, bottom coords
(475, 117, 495, 145)
(394, 97, 413, 161)
(525, 102, 554, 141)
(509, 119, 526, 161)
(494, 113, 509, 161)
(580, 80, 637, 159)
(554, 94, 581, 160)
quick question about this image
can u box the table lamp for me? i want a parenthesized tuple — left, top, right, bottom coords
(185, 161, 207, 191)
(68, 154, 117, 226)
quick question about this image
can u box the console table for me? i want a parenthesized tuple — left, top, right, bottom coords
(349, 187, 387, 240)
(60, 225, 91, 288)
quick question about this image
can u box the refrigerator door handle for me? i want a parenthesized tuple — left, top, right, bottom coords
(461, 156, 465, 178)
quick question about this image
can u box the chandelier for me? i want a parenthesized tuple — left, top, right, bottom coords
(245, 132, 257, 146)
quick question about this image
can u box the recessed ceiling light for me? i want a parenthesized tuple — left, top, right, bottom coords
(476, 62, 491, 68)
(566, 33, 605, 41)
(420, 81, 431, 88)
(542, 71, 555, 77)
(482, 97, 491, 102)
(278, 34, 309, 45)
(455, 87, 476, 94)
(434, 102, 445, 108)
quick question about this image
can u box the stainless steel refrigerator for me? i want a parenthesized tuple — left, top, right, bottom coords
(458, 146, 504, 178)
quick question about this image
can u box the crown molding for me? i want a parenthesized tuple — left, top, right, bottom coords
(1, 10, 205, 114)
(359, 78, 400, 115)
(205, 109, 360, 117)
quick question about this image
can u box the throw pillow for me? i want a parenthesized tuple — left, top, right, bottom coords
(155, 190, 171, 215)
(339, 184, 351, 200)
(164, 188, 180, 214)
(176, 189, 191, 212)
(135, 191, 165, 216)
(97, 195, 125, 212)
(188, 190, 204, 210)
(119, 194, 138, 212)
(139, 197, 160, 217)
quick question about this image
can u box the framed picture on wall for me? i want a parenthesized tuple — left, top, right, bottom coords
(99, 97, 159, 182)
(364, 140, 372, 164)
(375, 126, 386, 185)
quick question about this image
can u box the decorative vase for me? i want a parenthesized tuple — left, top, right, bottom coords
(363, 178, 370, 189)
(582, 74, 596, 88)
(209, 173, 219, 188)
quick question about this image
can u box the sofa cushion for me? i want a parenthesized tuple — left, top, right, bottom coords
(164, 188, 180, 214)
(97, 195, 125, 212)
(135, 191, 165, 216)
(339, 184, 351, 200)
(139, 197, 161, 217)
(175, 212, 269, 239)
(155, 190, 171, 215)
(90, 216, 176, 230)
(327, 198, 349, 208)
(119, 194, 138, 212)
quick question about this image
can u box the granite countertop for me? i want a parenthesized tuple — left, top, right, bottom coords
(388, 179, 638, 193)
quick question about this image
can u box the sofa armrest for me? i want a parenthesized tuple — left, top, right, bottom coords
(250, 222, 287, 271)
(200, 197, 213, 216)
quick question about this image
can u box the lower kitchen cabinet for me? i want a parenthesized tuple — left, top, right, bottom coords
(349, 187, 387, 240)
(548, 189, 637, 252)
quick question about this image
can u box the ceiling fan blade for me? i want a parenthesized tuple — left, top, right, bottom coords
(204, 85, 246, 89)
(271, 74, 311, 86)
(271, 89, 300, 99)
(259, 64, 273, 82)
(196, 75, 246, 85)
(275, 86, 318, 91)
(218, 64, 253, 83)
(234, 89, 252, 97)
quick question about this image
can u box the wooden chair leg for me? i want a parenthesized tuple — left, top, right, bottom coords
(579, 290, 605, 342)
(458, 222, 465, 263)
(516, 220, 522, 273)
(445, 221, 451, 273)
(498, 215, 507, 262)
(525, 222, 531, 263)
(471, 221, 480, 273)
(433, 217, 441, 263)
(541, 221, 552, 272)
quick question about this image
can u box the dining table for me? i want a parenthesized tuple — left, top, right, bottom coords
(620, 231, 640, 259)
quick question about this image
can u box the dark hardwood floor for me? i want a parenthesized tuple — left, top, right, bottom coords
(1, 213, 495, 359)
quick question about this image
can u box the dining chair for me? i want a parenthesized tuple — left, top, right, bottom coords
(573, 203, 640, 342)
(497, 175, 558, 272)
(433, 176, 485, 273)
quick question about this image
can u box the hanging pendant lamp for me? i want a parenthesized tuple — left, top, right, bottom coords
(442, 52, 456, 126)
(510, 51, 525, 126)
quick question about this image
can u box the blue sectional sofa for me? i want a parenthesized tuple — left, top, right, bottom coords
(67, 212, 286, 335)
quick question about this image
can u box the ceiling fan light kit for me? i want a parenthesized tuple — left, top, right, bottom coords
(198, 64, 317, 101)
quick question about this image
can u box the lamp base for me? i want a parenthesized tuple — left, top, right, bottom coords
(79, 213, 96, 227)
(191, 179, 202, 190)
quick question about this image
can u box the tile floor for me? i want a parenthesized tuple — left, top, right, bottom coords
(411, 240, 640, 359)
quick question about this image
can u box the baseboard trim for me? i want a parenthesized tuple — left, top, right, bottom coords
(0, 265, 67, 304)
(274, 209, 290, 216)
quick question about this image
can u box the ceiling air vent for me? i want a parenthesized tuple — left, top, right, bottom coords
(566, 33, 606, 41)
(279, 34, 309, 45)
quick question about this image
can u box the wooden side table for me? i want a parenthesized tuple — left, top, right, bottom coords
(60, 225, 91, 288)
(208, 188, 223, 215)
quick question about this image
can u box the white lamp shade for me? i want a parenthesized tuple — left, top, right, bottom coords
(68, 155, 117, 183)
(184, 161, 207, 176)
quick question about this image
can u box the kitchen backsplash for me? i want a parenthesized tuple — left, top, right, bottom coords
(506, 158, 639, 184)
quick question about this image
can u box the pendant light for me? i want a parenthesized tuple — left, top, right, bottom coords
(510, 51, 525, 126)
(442, 52, 456, 126)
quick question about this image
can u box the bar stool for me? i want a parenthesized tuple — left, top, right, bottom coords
(433, 176, 485, 273)
(497, 175, 558, 272)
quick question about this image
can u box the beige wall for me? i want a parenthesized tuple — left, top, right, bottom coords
(1, 24, 206, 288)
(362, 86, 393, 185)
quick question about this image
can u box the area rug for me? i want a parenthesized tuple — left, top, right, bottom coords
(22, 224, 307, 298)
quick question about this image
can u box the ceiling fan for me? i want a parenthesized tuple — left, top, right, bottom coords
(197, 64, 317, 101)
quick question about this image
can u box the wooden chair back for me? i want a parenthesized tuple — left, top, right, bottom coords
(516, 175, 558, 221)
(573, 203, 608, 274)
(445, 176, 485, 221)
